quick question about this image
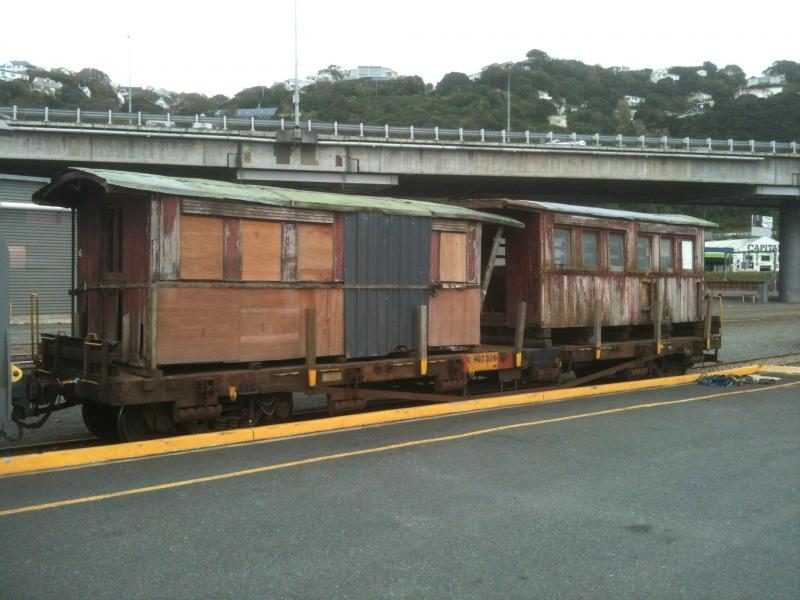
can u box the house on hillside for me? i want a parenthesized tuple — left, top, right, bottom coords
(79, 85, 92, 98)
(0, 60, 32, 81)
(537, 90, 552, 100)
(348, 66, 398, 80)
(624, 95, 645, 107)
(735, 86, 784, 99)
(31, 77, 63, 96)
(650, 68, 680, 83)
(746, 74, 786, 87)
(548, 115, 567, 128)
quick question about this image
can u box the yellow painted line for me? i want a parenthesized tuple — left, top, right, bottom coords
(1, 380, 797, 518)
(0, 364, 766, 477)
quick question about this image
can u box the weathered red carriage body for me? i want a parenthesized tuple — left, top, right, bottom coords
(470, 200, 715, 341)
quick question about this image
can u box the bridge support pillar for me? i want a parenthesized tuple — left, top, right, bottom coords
(779, 201, 800, 303)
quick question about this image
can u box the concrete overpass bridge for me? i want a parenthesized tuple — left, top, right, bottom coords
(1, 107, 799, 300)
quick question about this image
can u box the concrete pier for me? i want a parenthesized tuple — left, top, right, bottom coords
(779, 202, 800, 303)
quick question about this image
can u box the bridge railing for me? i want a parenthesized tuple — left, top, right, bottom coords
(1, 105, 797, 155)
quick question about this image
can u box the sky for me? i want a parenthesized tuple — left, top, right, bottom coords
(3, 0, 798, 97)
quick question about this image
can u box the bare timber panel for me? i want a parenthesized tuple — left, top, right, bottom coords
(297, 223, 334, 281)
(241, 220, 282, 281)
(429, 288, 480, 347)
(156, 287, 343, 365)
(540, 275, 641, 328)
(439, 232, 467, 282)
(156, 288, 240, 364)
(180, 215, 223, 280)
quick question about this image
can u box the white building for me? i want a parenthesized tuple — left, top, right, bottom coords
(705, 236, 780, 272)
(696, 69, 708, 77)
(735, 86, 784, 99)
(624, 95, 645, 107)
(746, 74, 786, 87)
(31, 77, 63, 96)
(348, 66, 398, 80)
(537, 90, 552, 100)
(688, 92, 713, 103)
(650, 68, 680, 83)
(79, 85, 92, 98)
(0, 60, 31, 81)
(548, 115, 567, 128)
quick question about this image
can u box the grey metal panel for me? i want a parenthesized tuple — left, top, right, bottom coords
(344, 213, 431, 358)
(0, 205, 72, 318)
(1, 239, 10, 431)
(0, 176, 48, 203)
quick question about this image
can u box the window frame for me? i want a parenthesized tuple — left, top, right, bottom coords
(636, 235, 653, 272)
(659, 236, 674, 273)
(580, 230, 600, 270)
(607, 231, 626, 273)
(552, 227, 573, 269)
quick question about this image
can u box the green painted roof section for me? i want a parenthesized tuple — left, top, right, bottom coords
(44, 168, 524, 228)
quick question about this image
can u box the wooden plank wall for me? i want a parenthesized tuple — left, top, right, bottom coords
(180, 215, 224, 280)
(438, 232, 467, 282)
(241, 220, 282, 281)
(156, 204, 344, 365)
(156, 288, 344, 365)
(429, 288, 480, 347)
(297, 223, 334, 281)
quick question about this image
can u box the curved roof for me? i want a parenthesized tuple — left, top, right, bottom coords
(34, 168, 523, 228)
(458, 198, 718, 228)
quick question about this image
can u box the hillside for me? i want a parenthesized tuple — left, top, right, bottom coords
(2, 51, 799, 141)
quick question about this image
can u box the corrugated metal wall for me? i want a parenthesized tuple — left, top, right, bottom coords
(0, 176, 72, 319)
(344, 213, 431, 358)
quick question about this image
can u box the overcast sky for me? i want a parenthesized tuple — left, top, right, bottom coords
(3, 0, 798, 96)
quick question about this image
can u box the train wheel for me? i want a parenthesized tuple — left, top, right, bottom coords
(272, 393, 293, 421)
(81, 402, 120, 440)
(117, 404, 176, 442)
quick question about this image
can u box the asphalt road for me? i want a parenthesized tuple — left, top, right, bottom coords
(1, 377, 798, 599)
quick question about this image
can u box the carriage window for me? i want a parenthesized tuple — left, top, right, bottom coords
(681, 239, 694, 271)
(553, 228, 572, 267)
(608, 233, 625, 271)
(660, 237, 674, 271)
(636, 236, 652, 271)
(581, 231, 599, 268)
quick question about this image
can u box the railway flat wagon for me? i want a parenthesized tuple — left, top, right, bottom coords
(468, 199, 721, 378)
(20, 169, 527, 440)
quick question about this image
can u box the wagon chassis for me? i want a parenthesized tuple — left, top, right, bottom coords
(12, 329, 720, 441)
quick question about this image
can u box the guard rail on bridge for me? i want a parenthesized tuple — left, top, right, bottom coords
(1, 106, 797, 156)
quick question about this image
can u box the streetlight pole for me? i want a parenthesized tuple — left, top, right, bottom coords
(127, 34, 132, 113)
(293, 0, 300, 128)
(506, 70, 511, 133)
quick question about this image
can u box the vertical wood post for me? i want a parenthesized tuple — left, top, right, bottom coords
(480, 226, 504, 310)
(305, 308, 317, 387)
(418, 305, 428, 376)
(704, 295, 713, 350)
(514, 301, 527, 368)
(594, 302, 602, 360)
(654, 281, 664, 355)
